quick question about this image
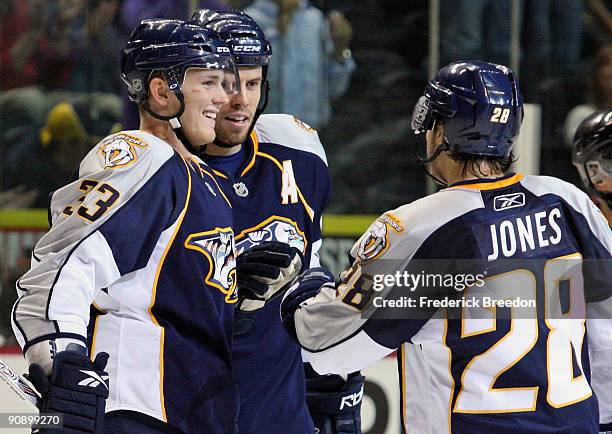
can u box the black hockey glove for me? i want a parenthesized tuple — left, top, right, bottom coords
(27, 344, 109, 433)
(280, 267, 335, 338)
(236, 241, 303, 312)
(306, 369, 365, 434)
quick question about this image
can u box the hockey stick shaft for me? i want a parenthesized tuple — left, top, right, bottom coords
(0, 357, 39, 411)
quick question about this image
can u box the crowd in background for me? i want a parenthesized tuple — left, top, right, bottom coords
(1, 0, 611, 209)
(0, 0, 611, 340)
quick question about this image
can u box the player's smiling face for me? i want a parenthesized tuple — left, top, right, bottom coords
(180, 68, 228, 148)
(214, 66, 263, 146)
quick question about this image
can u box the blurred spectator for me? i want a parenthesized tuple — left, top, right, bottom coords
(564, 43, 612, 146)
(119, 0, 230, 129)
(52, 0, 123, 93)
(118, 0, 228, 32)
(0, 0, 72, 90)
(522, 0, 584, 86)
(439, 0, 513, 67)
(586, 0, 612, 42)
(245, 0, 356, 130)
(1, 91, 122, 207)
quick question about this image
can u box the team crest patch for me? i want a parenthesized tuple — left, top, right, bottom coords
(357, 213, 404, 261)
(185, 227, 238, 303)
(235, 216, 306, 255)
(292, 116, 316, 132)
(98, 133, 148, 169)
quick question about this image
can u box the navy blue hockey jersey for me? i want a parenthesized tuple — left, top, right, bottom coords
(204, 114, 331, 433)
(292, 173, 612, 433)
(12, 131, 240, 433)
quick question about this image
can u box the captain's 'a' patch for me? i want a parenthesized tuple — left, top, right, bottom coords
(98, 133, 148, 169)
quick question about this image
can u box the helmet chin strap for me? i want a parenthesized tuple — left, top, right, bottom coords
(144, 93, 201, 155)
(415, 139, 450, 187)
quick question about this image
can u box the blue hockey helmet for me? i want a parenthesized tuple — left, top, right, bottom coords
(572, 110, 612, 207)
(192, 9, 272, 131)
(121, 19, 238, 105)
(191, 9, 272, 69)
(411, 61, 524, 158)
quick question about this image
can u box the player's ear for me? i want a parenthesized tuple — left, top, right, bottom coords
(148, 75, 172, 108)
(433, 120, 445, 146)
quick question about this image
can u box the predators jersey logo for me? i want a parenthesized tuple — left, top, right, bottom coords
(185, 227, 238, 303)
(235, 216, 306, 256)
(98, 133, 148, 169)
(357, 213, 404, 261)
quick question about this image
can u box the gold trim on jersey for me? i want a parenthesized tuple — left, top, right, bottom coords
(443, 314, 454, 433)
(88, 305, 105, 362)
(195, 164, 232, 208)
(399, 345, 408, 433)
(450, 173, 524, 191)
(240, 131, 259, 177)
(147, 158, 193, 421)
(212, 169, 228, 179)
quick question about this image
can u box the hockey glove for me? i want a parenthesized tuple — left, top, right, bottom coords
(27, 344, 109, 433)
(280, 267, 335, 338)
(306, 370, 365, 434)
(236, 241, 303, 312)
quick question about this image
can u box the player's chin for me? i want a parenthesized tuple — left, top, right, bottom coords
(216, 126, 248, 146)
(186, 126, 216, 148)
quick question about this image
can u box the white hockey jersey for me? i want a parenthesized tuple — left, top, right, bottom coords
(12, 130, 240, 433)
(292, 173, 612, 433)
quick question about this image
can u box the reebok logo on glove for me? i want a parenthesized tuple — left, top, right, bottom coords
(78, 370, 109, 389)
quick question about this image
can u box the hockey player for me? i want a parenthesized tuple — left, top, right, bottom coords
(282, 61, 612, 433)
(191, 9, 363, 434)
(572, 110, 612, 223)
(11, 20, 246, 433)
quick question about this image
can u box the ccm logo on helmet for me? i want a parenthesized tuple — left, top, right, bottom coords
(217, 46, 230, 53)
(234, 45, 261, 52)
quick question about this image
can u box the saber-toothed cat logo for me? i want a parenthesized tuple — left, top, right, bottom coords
(185, 227, 238, 303)
(234, 216, 306, 256)
(98, 133, 148, 169)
